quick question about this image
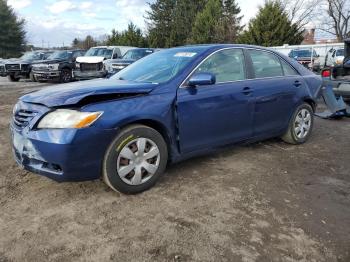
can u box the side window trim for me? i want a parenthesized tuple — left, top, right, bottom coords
(181, 47, 248, 88)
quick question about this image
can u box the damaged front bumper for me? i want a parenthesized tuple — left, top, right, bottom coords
(73, 70, 107, 80)
(10, 102, 117, 182)
(34, 70, 60, 80)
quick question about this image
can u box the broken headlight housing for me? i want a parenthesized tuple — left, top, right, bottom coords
(37, 109, 103, 129)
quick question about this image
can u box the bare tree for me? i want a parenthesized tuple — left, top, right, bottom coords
(320, 0, 350, 41)
(280, 0, 320, 30)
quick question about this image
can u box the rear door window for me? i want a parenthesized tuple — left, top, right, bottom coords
(248, 50, 283, 78)
(281, 59, 299, 76)
(194, 48, 246, 83)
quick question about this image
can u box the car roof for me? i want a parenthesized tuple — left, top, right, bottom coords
(91, 46, 135, 49)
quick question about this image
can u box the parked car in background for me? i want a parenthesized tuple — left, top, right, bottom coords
(322, 40, 350, 100)
(4, 51, 53, 82)
(288, 49, 320, 72)
(11, 44, 321, 194)
(104, 48, 159, 75)
(325, 48, 344, 67)
(32, 49, 85, 83)
(73, 46, 136, 80)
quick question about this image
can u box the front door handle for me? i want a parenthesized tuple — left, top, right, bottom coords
(294, 80, 302, 87)
(242, 87, 253, 95)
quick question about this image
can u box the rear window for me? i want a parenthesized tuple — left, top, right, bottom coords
(248, 50, 283, 78)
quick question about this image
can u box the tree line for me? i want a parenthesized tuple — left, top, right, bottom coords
(71, 0, 350, 49)
(1, 0, 350, 58)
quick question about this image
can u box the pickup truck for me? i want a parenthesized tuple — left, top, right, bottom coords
(4, 51, 53, 82)
(73, 46, 135, 80)
(322, 39, 350, 101)
(288, 49, 321, 72)
(325, 48, 344, 67)
(32, 49, 85, 83)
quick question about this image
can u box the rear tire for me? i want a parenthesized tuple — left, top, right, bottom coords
(103, 125, 168, 194)
(281, 103, 314, 144)
(8, 74, 20, 82)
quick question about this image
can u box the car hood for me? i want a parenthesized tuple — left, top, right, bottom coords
(33, 59, 66, 64)
(5, 58, 33, 64)
(110, 59, 136, 64)
(76, 56, 106, 63)
(20, 78, 157, 107)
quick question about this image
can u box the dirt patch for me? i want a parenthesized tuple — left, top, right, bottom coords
(0, 78, 349, 261)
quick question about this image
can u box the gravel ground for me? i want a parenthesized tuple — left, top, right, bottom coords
(0, 77, 349, 262)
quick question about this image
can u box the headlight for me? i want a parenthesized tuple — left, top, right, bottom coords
(47, 63, 59, 70)
(33, 63, 45, 70)
(37, 109, 103, 129)
(75, 63, 80, 69)
(112, 65, 126, 70)
(104, 63, 112, 72)
(335, 59, 343, 65)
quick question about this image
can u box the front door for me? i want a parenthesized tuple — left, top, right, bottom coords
(176, 48, 254, 153)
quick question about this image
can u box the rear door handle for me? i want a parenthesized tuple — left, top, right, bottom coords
(242, 87, 253, 95)
(294, 80, 302, 87)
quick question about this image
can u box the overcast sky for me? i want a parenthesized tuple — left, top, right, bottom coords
(8, 0, 265, 47)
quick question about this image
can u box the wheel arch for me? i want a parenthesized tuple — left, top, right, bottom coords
(303, 97, 316, 112)
(117, 118, 175, 160)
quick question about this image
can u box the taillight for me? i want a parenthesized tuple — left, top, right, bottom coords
(321, 69, 331, 78)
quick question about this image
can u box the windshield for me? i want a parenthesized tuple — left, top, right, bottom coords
(336, 49, 344, 56)
(47, 51, 72, 60)
(122, 49, 154, 60)
(112, 47, 205, 84)
(20, 52, 43, 60)
(290, 50, 316, 57)
(85, 48, 113, 58)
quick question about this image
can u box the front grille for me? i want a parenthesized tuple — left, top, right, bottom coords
(81, 62, 103, 71)
(6, 64, 20, 71)
(21, 64, 29, 71)
(33, 65, 49, 72)
(13, 109, 37, 128)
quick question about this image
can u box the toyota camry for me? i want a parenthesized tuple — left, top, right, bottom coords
(10, 45, 322, 194)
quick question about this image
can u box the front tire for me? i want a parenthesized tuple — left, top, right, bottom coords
(103, 125, 168, 194)
(8, 74, 20, 82)
(60, 68, 72, 83)
(281, 103, 314, 144)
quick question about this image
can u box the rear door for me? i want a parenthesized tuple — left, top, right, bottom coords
(246, 49, 304, 137)
(176, 48, 254, 153)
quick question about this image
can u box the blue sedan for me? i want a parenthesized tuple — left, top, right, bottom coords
(10, 45, 322, 194)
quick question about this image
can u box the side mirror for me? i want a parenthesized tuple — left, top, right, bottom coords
(188, 73, 216, 87)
